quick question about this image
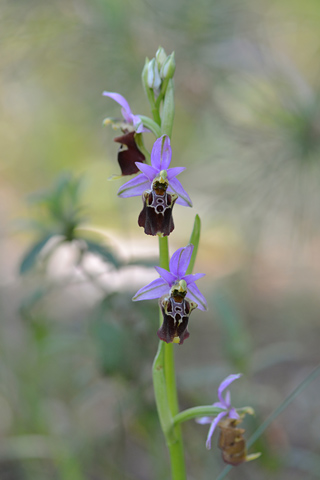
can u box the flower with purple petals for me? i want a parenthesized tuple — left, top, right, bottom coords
(133, 243, 206, 344)
(103, 92, 148, 176)
(133, 243, 207, 310)
(118, 135, 192, 235)
(103, 92, 147, 134)
(197, 373, 242, 449)
(118, 135, 192, 207)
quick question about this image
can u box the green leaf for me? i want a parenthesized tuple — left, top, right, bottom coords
(186, 214, 201, 275)
(84, 240, 120, 268)
(19, 234, 54, 274)
(161, 79, 175, 137)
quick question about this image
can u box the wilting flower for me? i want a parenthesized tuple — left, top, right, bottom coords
(133, 244, 206, 343)
(197, 374, 242, 449)
(118, 135, 192, 235)
(197, 374, 260, 465)
(103, 92, 147, 176)
(113, 131, 145, 176)
(103, 92, 146, 133)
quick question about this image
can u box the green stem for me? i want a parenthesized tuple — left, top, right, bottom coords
(149, 68, 186, 479)
(134, 133, 151, 163)
(152, 235, 186, 480)
(173, 406, 223, 427)
(172, 405, 251, 430)
(216, 364, 320, 480)
(152, 340, 176, 444)
(158, 236, 169, 270)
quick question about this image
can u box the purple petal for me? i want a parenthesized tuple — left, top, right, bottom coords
(169, 245, 193, 278)
(182, 273, 206, 285)
(132, 115, 150, 133)
(151, 135, 172, 170)
(186, 282, 207, 311)
(212, 402, 227, 410)
(228, 407, 240, 420)
(103, 92, 132, 122)
(206, 412, 227, 450)
(196, 416, 212, 425)
(135, 163, 158, 181)
(131, 114, 144, 132)
(167, 177, 192, 207)
(132, 278, 169, 301)
(217, 374, 242, 404)
(154, 266, 176, 286)
(117, 174, 150, 198)
(167, 166, 185, 179)
(225, 390, 231, 408)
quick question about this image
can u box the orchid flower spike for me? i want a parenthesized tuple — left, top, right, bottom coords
(133, 243, 206, 344)
(118, 135, 192, 207)
(102, 92, 147, 133)
(197, 374, 242, 449)
(133, 243, 207, 311)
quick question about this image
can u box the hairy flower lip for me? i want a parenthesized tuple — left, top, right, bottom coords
(157, 294, 197, 344)
(132, 244, 207, 311)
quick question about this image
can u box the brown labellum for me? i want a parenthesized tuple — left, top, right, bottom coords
(114, 131, 145, 175)
(158, 293, 197, 344)
(218, 418, 247, 466)
(138, 181, 177, 236)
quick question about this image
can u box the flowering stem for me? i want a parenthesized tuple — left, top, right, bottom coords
(149, 72, 186, 479)
(158, 236, 169, 271)
(155, 235, 187, 480)
(134, 133, 151, 162)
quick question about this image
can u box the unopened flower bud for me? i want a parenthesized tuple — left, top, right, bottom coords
(147, 58, 161, 90)
(160, 52, 176, 80)
(155, 46, 167, 69)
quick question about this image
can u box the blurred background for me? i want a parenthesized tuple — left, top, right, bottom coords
(1, 0, 320, 478)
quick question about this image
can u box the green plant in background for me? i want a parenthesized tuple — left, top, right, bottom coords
(19, 173, 120, 274)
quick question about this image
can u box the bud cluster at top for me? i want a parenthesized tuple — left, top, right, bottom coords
(143, 47, 176, 93)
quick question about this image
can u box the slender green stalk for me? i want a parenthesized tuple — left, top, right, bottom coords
(134, 133, 151, 162)
(147, 69, 186, 480)
(173, 406, 223, 427)
(156, 235, 187, 480)
(172, 405, 251, 431)
(152, 340, 176, 444)
(216, 364, 320, 480)
(158, 236, 169, 270)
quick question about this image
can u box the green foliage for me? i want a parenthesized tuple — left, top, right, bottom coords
(20, 173, 120, 273)
(20, 233, 56, 274)
(186, 214, 201, 275)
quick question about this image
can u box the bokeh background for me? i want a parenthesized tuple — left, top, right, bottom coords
(1, 0, 320, 478)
